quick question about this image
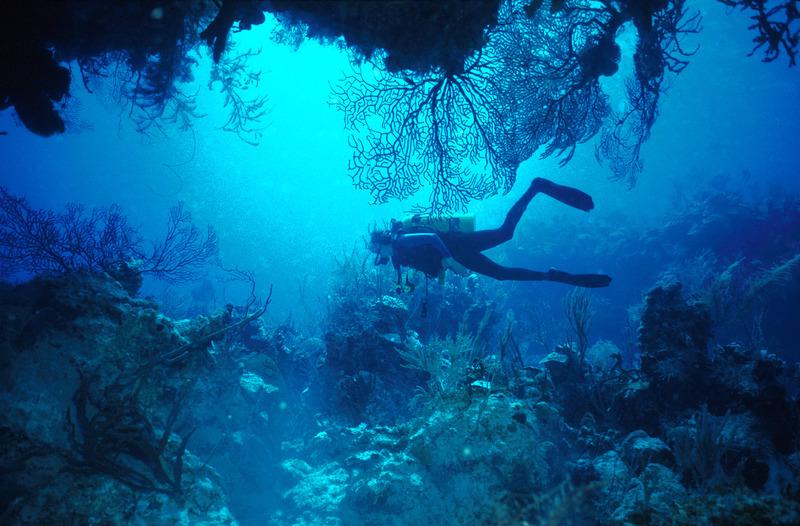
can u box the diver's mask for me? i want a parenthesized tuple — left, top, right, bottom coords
(371, 241, 390, 265)
(370, 227, 395, 265)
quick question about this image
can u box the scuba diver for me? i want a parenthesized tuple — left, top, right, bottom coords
(369, 177, 612, 290)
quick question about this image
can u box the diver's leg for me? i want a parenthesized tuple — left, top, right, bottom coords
(456, 252, 611, 287)
(455, 251, 547, 281)
(500, 177, 595, 235)
(545, 268, 612, 288)
(446, 180, 541, 252)
(453, 177, 595, 253)
(533, 177, 595, 212)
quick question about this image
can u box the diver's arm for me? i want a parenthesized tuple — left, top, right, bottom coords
(395, 233, 469, 277)
(394, 233, 453, 258)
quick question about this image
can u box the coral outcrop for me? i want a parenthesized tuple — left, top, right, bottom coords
(2, 266, 798, 525)
(0, 273, 239, 524)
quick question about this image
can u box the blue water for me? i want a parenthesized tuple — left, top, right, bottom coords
(2, 3, 797, 329)
(2, 2, 799, 525)
(1, 5, 797, 307)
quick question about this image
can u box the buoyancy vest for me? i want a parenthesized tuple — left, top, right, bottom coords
(392, 214, 476, 282)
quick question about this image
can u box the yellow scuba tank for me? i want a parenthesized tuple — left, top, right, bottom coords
(400, 214, 476, 233)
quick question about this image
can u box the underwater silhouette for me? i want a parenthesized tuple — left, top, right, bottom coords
(2, 1, 797, 211)
(370, 178, 611, 288)
(1, 2, 799, 525)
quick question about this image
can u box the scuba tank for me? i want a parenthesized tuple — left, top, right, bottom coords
(400, 213, 476, 233)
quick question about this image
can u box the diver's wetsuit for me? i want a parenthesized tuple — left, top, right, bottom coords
(391, 178, 611, 288)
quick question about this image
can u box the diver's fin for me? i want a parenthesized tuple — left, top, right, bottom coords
(547, 268, 611, 288)
(533, 178, 595, 211)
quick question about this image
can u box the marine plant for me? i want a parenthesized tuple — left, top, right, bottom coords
(398, 331, 480, 405)
(564, 288, 594, 368)
(65, 370, 195, 497)
(2, 1, 795, 211)
(668, 405, 731, 487)
(0, 187, 217, 293)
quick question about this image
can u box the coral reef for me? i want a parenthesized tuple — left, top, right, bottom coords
(0, 188, 218, 293)
(265, 277, 799, 525)
(2, 2, 793, 209)
(0, 272, 272, 524)
(1, 193, 799, 524)
(508, 184, 800, 359)
(275, 392, 565, 526)
(320, 294, 428, 424)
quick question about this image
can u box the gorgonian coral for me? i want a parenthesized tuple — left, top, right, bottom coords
(333, 0, 700, 212)
(0, 187, 217, 291)
(332, 46, 514, 214)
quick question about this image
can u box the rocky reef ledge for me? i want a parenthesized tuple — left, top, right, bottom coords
(2, 274, 799, 525)
(1, 273, 238, 525)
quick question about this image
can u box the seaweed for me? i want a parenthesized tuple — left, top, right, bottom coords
(332, 47, 514, 214)
(0, 188, 218, 292)
(719, 0, 800, 66)
(208, 48, 270, 145)
(65, 370, 195, 497)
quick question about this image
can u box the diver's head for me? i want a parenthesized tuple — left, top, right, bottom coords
(369, 229, 393, 265)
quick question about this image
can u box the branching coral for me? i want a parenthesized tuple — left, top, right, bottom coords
(66, 370, 195, 496)
(334, 0, 702, 211)
(0, 0, 792, 145)
(144, 202, 219, 284)
(111, 37, 205, 137)
(700, 252, 800, 350)
(398, 331, 481, 404)
(564, 288, 594, 367)
(4, 1, 216, 136)
(668, 405, 731, 487)
(0, 187, 217, 291)
(596, 0, 701, 182)
(491, 0, 616, 167)
(333, 47, 514, 214)
(209, 48, 270, 145)
(1, 1, 270, 139)
(0, 187, 141, 277)
(720, 0, 799, 66)
(331, 0, 614, 213)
